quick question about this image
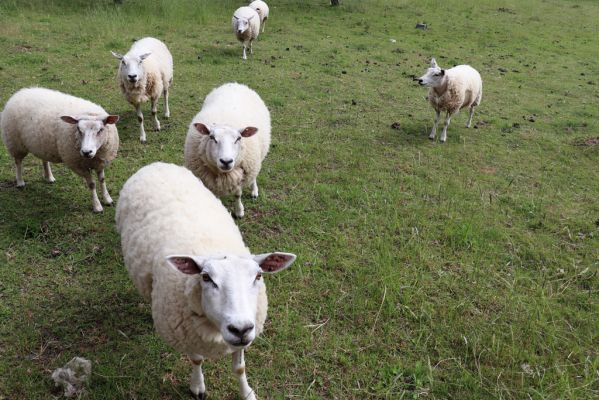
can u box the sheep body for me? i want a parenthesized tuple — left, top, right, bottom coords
(1, 87, 119, 212)
(113, 37, 173, 143)
(184, 82, 271, 218)
(232, 7, 260, 60)
(249, 1, 269, 32)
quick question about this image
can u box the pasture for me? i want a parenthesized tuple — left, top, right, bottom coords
(0, 0, 598, 398)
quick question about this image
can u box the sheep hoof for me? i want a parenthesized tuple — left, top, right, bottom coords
(428, 136, 435, 141)
(16, 183, 25, 189)
(190, 390, 207, 400)
(440, 139, 446, 144)
(140, 139, 147, 145)
(251, 193, 258, 199)
(93, 206, 104, 213)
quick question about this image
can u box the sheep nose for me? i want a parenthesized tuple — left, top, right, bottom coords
(127, 74, 137, 80)
(227, 323, 254, 339)
(219, 158, 233, 167)
(82, 150, 93, 158)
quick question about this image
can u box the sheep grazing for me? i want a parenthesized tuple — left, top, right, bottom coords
(111, 37, 173, 144)
(116, 162, 296, 400)
(249, 1, 269, 33)
(232, 7, 260, 60)
(1, 87, 119, 213)
(184, 82, 271, 218)
(415, 58, 483, 143)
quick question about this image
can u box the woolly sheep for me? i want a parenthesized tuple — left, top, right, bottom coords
(415, 58, 483, 143)
(249, 0, 269, 33)
(1, 87, 119, 213)
(232, 7, 260, 60)
(111, 37, 173, 144)
(184, 82, 271, 218)
(115, 162, 296, 400)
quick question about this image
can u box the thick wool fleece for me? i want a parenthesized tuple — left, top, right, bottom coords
(249, 1, 269, 27)
(1, 87, 118, 173)
(118, 37, 173, 106)
(428, 65, 482, 114)
(233, 7, 261, 43)
(115, 162, 267, 359)
(184, 83, 271, 197)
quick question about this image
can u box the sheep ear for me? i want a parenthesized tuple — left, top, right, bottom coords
(104, 115, 119, 125)
(166, 255, 204, 275)
(240, 127, 258, 137)
(111, 51, 124, 60)
(253, 252, 297, 273)
(60, 116, 79, 124)
(430, 58, 438, 68)
(233, 15, 239, 20)
(139, 52, 151, 61)
(194, 123, 211, 135)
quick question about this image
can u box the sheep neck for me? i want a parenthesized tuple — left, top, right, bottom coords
(432, 78, 449, 97)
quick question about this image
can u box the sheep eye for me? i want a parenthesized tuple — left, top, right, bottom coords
(255, 273, 262, 281)
(235, 137, 241, 143)
(201, 274, 217, 288)
(210, 136, 218, 143)
(97, 128, 104, 135)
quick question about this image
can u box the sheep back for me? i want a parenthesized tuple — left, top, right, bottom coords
(428, 65, 482, 114)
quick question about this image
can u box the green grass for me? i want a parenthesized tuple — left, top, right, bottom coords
(0, 0, 598, 399)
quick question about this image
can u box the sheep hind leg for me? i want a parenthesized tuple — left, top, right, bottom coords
(440, 112, 453, 143)
(82, 171, 103, 213)
(232, 350, 256, 400)
(15, 156, 26, 188)
(234, 186, 245, 218)
(429, 110, 440, 140)
(151, 98, 161, 131)
(250, 40, 253, 54)
(96, 169, 112, 206)
(43, 161, 56, 183)
(136, 104, 147, 144)
(466, 105, 476, 128)
(262, 18, 266, 33)
(163, 86, 170, 119)
(250, 178, 259, 199)
(189, 356, 206, 400)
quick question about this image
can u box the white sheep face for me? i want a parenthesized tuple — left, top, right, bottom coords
(166, 253, 296, 348)
(416, 58, 446, 87)
(60, 115, 119, 158)
(111, 51, 151, 84)
(194, 123, 258, 172)
(234, 17, 251, 34)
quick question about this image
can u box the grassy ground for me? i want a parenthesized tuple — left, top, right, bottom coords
(0, 0, 598, 398)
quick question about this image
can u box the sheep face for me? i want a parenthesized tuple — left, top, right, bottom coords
(60, 115, 119, 158)
(111, 51, 151, 85)
(416, 58, 445, 87)
(166, 252, 296, 348)
(233, 16, 252, 35)
(194, 123, 258, 173)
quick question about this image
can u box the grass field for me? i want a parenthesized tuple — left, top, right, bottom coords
(0, 0, 598, 399)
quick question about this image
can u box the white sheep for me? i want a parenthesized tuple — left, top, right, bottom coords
(1, 87, 119, 213)
(111, 37, 173, 144)
(184, 82, 271, 218)
(415, 58, 483, 143)
(249, 1, 269, 33)
(232, 7, 260, 60)
(115, 162, 296, 400)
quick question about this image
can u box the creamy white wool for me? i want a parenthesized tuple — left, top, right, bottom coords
(427, 65, 483, 114)
(249, 1, 269, 32)
(232, 7, 260, 59)
(115, 162, 267, 358)
(184, 82, 271, 197)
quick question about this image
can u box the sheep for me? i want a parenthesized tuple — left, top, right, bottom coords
(184, 82, 271, 218)
(111, 37, 173, 144)
(232, 7, 260, 60)
(248, 1, 269, 33)
(1, 87, 119, 213)
(115, 162, 296, 400)
(415, 58, 483, 143)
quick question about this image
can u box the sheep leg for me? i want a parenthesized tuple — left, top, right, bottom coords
(163, 87, 170, 119)
(43, 161, 56, 183)
(262, 19, 266, 33)
(250, 179, 259, 199)
(151, 98, 161, 131)
(97, 169, 112, 206)
(136, 104, 147, 144)
(250, 40, 253, 55)
(15, 157, 25, 188)
(82, 171, 103, 213)
(429, 110, 440, 140)
(466, 106, 475, 128)
(440, 112, 452, 143)
(189, 356, 206, 400)
(232, 350, 256, 400)
(234, 186, 245, 218)
(242, 44, 248, 60)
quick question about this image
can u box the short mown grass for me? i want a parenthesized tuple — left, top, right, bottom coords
(0, 0, 598, 399)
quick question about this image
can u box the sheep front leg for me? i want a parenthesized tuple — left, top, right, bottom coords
(163, 86, 170, 119)
(83, 171, 103, 213)
(189, 356, 206, 400)
(242, 43, 248, 60)
(151, 97, 161, 132)
(250, 178, 259, 199)
(232, 350, 256, 400)
(429, 110, 441, 140)
(43, 161, 56, 183)
(15, 157, 25, 188)
(466, 106, 475, 128)
(234, 186, 245, 218)
(136, 104, 147, 144)
(440, 112, 453, 143)
(96, 169, 112, 206)
(249, 40, 253, 55)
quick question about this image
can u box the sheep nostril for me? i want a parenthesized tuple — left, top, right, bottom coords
(128, 74, 137, 80)
(227, 324, 254, 338)
(219, 158, 233, 166)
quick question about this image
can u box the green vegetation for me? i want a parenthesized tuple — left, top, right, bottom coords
(0, 0, 597, 398)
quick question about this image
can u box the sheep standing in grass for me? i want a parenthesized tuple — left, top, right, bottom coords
(184, 82, 271, 218)
(415, 58, 483, 143)
(116, 162, 296, 400)
(249, 1, 269, 33)
(1, 87, 119, 213)
(232, 7, 260, 60)
(111, 37, 173, 143)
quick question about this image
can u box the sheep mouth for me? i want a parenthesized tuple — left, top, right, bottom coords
(227, 339, 252, 348)
(218, 165, 234, 172)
